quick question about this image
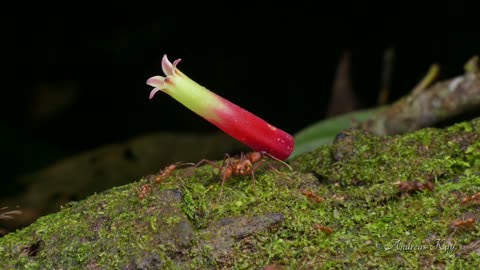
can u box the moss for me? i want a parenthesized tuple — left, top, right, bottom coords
(1, 118, 480, 269)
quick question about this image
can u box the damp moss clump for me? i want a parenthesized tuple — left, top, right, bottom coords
(1, 118, 480, 269)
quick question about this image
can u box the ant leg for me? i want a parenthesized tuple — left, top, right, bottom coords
(249, 169, 256, 192)
(192, 159, 224, 180)
(264, 161, 281, 173)
(197, 153, 230, 171)
(251, 159, 266, 171)
(260, 159, 292, 178)
(250, 160, 267, 192)
(193, 159, 222, 169)
(221, 153, 231, 168)
(217, 177, 227, 203)
(262, 152, 293, 171)
(175, 161, 196, 167)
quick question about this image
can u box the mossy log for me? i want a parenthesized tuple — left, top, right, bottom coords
(1, 118, 480, 269)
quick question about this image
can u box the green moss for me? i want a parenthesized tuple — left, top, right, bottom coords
(1, 118, 479, 269)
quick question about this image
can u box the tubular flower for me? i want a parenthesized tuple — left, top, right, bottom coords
(147, 55, 295, 160)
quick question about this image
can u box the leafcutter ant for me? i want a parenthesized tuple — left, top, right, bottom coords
(395, 180, 434, 196)
(137, 184, 152, 200)
(460, 192, 480, 206)
(139, 162, 193, 199)
(300, 189, 324, 203)
(449, 217, 475, 235)
(193, 151, 292, 199)
(154, 162, 194, 184)
(313, 223, 334, 234)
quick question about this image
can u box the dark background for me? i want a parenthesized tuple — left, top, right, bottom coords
(2, 5, 479, 190)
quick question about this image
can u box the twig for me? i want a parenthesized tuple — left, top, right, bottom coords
(361, 56, 480, 136)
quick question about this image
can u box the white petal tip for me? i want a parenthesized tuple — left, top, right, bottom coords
(162, 55, 173, 75)
(149, 88, 162, 99)
(146, 76, 166, 87)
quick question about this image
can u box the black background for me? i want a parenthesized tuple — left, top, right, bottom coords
(2, 4, 479, 185)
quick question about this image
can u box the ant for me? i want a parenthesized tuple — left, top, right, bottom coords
(154, 162, 194, 184)
(137, 184, 152, 200)
(313, 223, 334, 234)
(138, 162, 193, 200)
(300, 189, 324, 203)
(193, 151, 292, 199)
(449, 217, 475, 232)
(460, 192, 480, 206)
(395, 180, 434, 195)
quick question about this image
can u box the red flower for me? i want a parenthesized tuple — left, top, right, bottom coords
(147, 55, 294, 160)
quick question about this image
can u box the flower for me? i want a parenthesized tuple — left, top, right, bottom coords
(147, 55, 295, 160)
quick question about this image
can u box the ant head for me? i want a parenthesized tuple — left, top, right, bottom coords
(221, 167, 233, 180)
(249, 152, 263, 163)
(423, 181, 434, 192)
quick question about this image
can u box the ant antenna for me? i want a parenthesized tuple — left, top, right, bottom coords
(261, 151, 293, 171)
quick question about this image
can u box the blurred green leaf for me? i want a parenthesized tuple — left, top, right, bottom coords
(290, 108, 379, 158)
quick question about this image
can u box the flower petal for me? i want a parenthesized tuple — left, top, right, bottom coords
(172, 58, 182, 71)
(147, 76, 167, 99)
(149, 87, 163, 99)
(161, 55, 174, 76)
(146, 75, 166, 87)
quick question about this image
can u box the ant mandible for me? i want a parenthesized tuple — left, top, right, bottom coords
(193, 151, 292, 199)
